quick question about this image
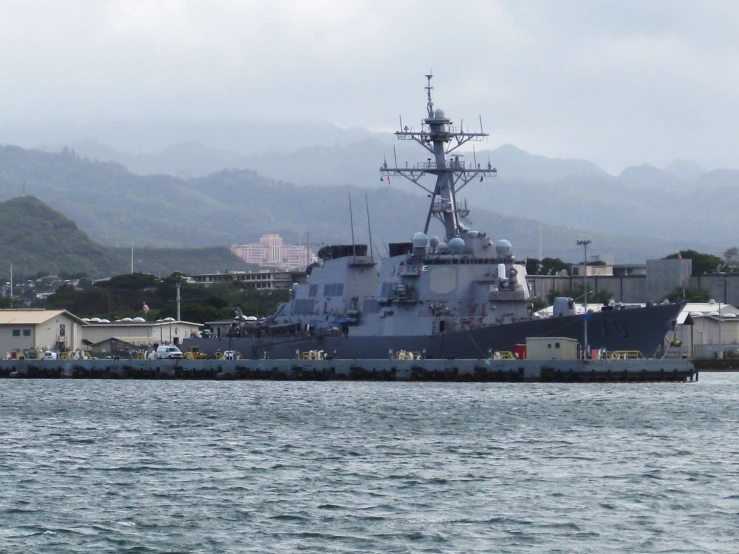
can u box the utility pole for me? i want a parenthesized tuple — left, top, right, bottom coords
(717, 275, 727, 357)
(577, 240, 592, 358)
(176, 281, 181, 322)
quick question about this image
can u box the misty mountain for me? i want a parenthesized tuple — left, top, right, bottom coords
(58, 134, 739, 254)
(67, 138, 609, 186)
(617, 164, 685, 190)
(663, 159, 706, 182)
(2, 120, 381, 158)
(0, 144, 692, 263)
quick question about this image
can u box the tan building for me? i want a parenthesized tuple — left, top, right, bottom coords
(0, 309, 86, 355)
(526, 337, 579, 360)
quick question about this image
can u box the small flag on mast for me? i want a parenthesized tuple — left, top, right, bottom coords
(143, 302, 150, 314)
(387, 176, 391, 185)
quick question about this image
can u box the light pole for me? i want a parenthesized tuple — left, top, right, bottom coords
(716, 275, 728, 356)
(577, 240, 592, 358)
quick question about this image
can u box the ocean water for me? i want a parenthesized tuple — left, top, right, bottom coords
(0, 374, 737, 553)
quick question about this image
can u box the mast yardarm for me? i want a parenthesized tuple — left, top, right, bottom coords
(380, 74, 497, 241)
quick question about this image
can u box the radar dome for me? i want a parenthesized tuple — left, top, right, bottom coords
(412, 232, 429, 248)
(429, 236, 440, 249)
(437, 242, 449, 253)
(434, 108, 446, 119)
(495, 239, 512, 257)
(449, 237, 465, 255)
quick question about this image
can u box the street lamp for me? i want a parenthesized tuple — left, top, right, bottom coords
(577, 239, 592, 358)
(715, 275, 728, 356)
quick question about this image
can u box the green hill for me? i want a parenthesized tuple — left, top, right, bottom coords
(0, 195, 252, 279)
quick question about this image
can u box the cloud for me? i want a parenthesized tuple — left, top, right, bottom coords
(0, 0, 738, 172)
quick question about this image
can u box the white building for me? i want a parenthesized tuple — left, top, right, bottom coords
(670, 302, 739, 358)
(81, 318, 202, 349)
(0, 309, 86, 355)
(191, 269, 307, 290)
(231, 234, 315, 270)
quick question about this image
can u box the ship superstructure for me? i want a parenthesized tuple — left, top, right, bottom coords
(184, 76, 681, 360)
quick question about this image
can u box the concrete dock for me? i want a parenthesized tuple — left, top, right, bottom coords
(0, 358, 698, 382)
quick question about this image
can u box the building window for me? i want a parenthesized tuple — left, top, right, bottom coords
(23, 330, 30, 337)
(12, 329, 20, 337)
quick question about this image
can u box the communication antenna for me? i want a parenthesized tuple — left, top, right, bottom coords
(425, 72, 434, 117)
(348, 192, 356, 263)
(365, 194, 374, 263)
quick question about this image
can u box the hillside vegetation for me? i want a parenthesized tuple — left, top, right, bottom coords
(0, 195, 253, 279)
(0, 145, 693, 263)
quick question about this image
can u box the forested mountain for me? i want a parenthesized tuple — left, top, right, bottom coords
(61, 135, 739, 254)
(0, 195, 253, 279)
(0, 145, 696, 264)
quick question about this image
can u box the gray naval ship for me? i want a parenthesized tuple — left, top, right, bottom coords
(186, 75, 682, 360)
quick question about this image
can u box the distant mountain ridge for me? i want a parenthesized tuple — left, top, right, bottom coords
(0, 144, 708, 265)
(55, 134, 739, 254)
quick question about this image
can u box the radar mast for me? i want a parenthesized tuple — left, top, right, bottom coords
(380, 74, 497, 241)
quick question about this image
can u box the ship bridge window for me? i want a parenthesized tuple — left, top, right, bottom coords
(293, 299, 315, 315)
(323, 283, 344, 296)
(309, 284, 318, 297)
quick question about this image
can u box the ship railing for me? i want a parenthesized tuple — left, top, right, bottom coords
(404, 160, 469, 171)
(605, 350, 646, 360)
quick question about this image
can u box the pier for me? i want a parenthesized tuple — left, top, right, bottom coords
(0, 358, 697, 382)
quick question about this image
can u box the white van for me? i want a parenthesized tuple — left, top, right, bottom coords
(156, 345, 183, 359)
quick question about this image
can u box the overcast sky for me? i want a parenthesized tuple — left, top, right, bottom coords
(1, 0, 738, 173)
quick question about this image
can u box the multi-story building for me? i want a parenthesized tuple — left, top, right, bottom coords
(231, 234, 315, 271)
(191, 270, 307, 290)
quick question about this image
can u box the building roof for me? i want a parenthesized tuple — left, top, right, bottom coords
(678, 302, 739, 324)
(83, 320, 202, 328)
(88, 337, 140, 348)
(0, 309, 87, 326)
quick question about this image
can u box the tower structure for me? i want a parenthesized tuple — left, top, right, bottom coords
(380, 74, 497, 241)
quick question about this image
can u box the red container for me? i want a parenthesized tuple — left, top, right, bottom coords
(514, 344, 527, 360)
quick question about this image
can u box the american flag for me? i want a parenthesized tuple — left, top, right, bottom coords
(143, 302, 150, 313)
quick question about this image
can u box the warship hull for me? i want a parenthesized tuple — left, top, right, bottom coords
(184, 303, 681, 360)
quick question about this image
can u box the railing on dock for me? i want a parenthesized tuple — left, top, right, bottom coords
(605, 351, 645, 360)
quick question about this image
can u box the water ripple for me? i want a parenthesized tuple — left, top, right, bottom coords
(0, 376, 738, 552)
